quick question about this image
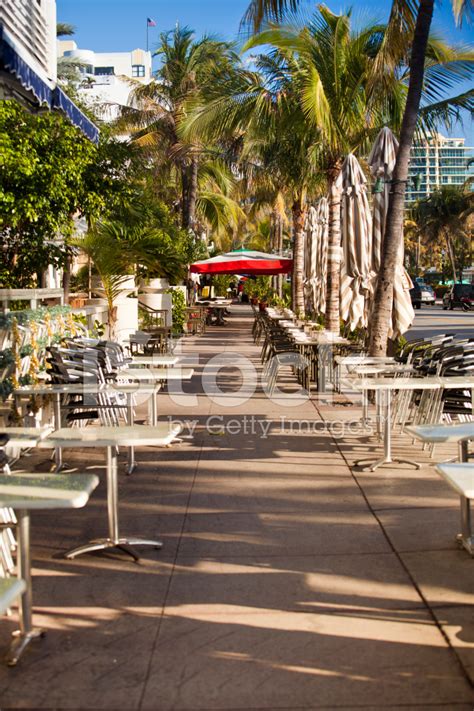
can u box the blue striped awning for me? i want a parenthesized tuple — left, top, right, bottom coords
(0, 23, 99, 144)
(52, 87, 100, 144)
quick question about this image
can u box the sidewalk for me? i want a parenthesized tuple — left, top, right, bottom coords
(0, 305, 473, 710)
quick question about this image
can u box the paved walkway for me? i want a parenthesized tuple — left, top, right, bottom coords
(0, 305, 473, 709)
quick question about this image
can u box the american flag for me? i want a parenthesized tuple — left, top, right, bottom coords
(147, 17, 156, 27)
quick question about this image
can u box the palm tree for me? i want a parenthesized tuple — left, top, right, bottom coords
(56, 22, 87, 83)
(412, 186, 473, 283)
(245, 9, 399, 330)
(242, 0, 298, 31)
(118, 25, 241, 231)
(243, 0, 473, 346)
(56, 22, 75, 37)
(369, 0, 473, 354)
(73, 220, 186, 337)
(183, 47, 323, 314)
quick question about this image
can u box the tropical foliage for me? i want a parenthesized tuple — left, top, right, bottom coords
(410, 186, 473, 282)
(5, 4, 474, 354)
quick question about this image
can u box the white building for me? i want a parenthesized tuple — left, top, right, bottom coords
(57, 41, 152, 121)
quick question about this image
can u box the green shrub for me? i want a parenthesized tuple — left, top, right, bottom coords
(167, 288, 186, 334)
(70, 265, 91, 293)
(212, 275, 232, 296)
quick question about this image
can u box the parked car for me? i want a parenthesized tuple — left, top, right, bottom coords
(442, 283, 474, 311)
(410, 283, 436, 309)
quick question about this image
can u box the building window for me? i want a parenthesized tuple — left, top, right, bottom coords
(132, 64, 145, 77)
(95, 66, 115, 76)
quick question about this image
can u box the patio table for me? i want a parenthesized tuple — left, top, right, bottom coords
(122, 367, 194, 383)
(349, 377, 442, 471)
(39, 423, 182, 561)
(197, 302, 231, 326)
(0, 472, 99, 665)
(435, 463, 474, 555)
(15, 383, 134, 471)
(14, 382, 170, 472)
(291, 335, 350, 392)
(406, 420, 474, 461)
(406, 377, 474, 441)
(340, 365, 413, 427)
(333, 355, 396, 392)
(127, 355, 180, 367)
(407, 421, 474, 553)
(118, 367, 194, 424)
(14, 384, 109, 471)
(1, 426, 53, 449)
(105, 382, 162, 473)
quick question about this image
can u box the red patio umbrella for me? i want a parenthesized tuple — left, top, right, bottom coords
(190, 250, 293, 276)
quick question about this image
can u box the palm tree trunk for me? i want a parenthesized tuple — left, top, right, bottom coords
(181, 167, 189, 229)
(369, 0, 434, 356)
(292, 201, 306, 315)
(325, 164, 343, 333)
(270, 211, 277, 293)
(62, 253, 71, 304)
(445, 230, 458, 283)
(187, 158, 199, 231)
(276, 213, 284, 298)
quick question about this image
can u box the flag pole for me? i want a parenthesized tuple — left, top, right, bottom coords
(146, 19, 149, 52)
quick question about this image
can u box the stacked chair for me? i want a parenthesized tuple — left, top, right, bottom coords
(44, 340, 134, 427)
(391, 335, 474, 435)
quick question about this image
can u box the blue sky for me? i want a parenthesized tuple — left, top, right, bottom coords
(57, 0, 474, 142)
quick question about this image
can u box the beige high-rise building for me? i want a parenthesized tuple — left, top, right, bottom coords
(406, 132, 473, 204)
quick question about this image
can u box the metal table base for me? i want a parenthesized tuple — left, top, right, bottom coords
(64, 446, 162, 562)
(356, 389, 421, 471)
(6, 510, 44, 666)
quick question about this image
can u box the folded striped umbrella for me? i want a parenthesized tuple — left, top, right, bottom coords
(304, 198, 329, 315)
(304, 205, 319, 310)
(368, 127, 414, 338)
(340, 155, 372, 330)
(314, 197, 329, 315)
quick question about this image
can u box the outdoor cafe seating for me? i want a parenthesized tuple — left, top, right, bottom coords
(3, 299, 474, 674)
(0, 324, 191, 664)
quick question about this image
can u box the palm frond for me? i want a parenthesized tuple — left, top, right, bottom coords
(418, 89, 474, 134)
(196, 193, 245, 233)
(241, 0, 300, 32)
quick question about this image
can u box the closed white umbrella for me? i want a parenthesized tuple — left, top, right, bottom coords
(368, 127, 414, 338)
(340, 154, 372, 330)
